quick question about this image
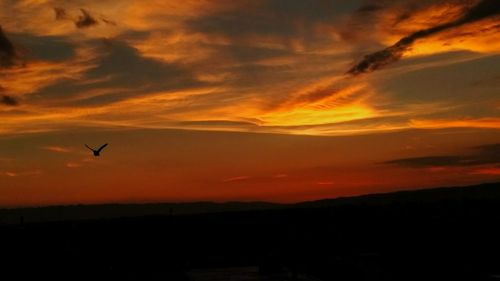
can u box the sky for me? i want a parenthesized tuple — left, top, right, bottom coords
(0, 0, 499, 207)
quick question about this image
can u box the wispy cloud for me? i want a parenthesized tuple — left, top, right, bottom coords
(0, 0, 498, 137)
(4, 171, 17, 177)
(384, 143, 500, 168)
(66, 162, 82, 168)
(410, 118, 500, 129)
(347, 0, 500, 75)
(222, 176, 251, 183)
(1, 170, 42, 177)
(42, 146, 72, 153)
(472, 167, 500, 175)
(316, 181, 334, 185)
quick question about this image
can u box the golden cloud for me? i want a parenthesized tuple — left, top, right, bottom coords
(0, 44, 98, 101)
(0, 0, 498, 137)
(410, 118, 500, 129)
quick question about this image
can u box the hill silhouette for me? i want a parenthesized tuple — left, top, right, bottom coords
(1, 182, 500, 280)
(1, 182, 498, 224)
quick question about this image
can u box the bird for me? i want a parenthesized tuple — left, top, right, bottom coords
(85, 143, 108, 156)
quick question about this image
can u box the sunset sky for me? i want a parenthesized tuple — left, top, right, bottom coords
(0, 0, 499, 207)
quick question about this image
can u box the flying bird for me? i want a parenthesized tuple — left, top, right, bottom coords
(85, 143, 108, 156)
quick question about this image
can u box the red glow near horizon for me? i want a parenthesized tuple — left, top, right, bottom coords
(0, 0, 499, 207)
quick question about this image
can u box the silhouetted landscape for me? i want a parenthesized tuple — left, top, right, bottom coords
(2, 182, 500, 280)
(2, 0, 499, 280)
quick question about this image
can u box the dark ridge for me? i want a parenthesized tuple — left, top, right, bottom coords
(0, 201, 285, 224)
(1, 182, 500, 280)
(1, 182, 497, 224)
(295, 181, 500, 208)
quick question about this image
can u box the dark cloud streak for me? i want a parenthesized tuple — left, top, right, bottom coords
(54, 7, 68, 20)
(101, 18, 117, 26)
(55, 7, 114, 28)
(347, 0, 500, 75)
(1, 94, 19, 106)
(75, 9, 98, 28)
(356, 4, 384, 13)
(384, 143, 500, 168)
(0, 26, 16, 67)
(384, 155, 467, 168)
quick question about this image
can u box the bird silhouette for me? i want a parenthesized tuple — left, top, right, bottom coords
(85, 143, 108, 156)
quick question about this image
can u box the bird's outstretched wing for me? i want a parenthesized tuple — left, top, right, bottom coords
(97, 143, 108, 152)
(85, 144, 94, 151)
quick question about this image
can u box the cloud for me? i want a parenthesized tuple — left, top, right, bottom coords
(472, 167, 500, 175)
(0, 26, 16, 67)
(0, 0, 498, 137)
(384, 155, 466, 168)
(410, 118, 500, 129)
(0, 43, 99, 101)
(4, 171, 17, 177)
(316, 181, 334, 185)
(384, 143, 500, 168)
(175, 120, 260, 132)
(347, 0, 500, 75)
(42, 146, 72, 153)
(75, 9, 99, 29)
(1, 94, 19, 106)
(1, 170, 42, 177)
(54, 7, 101, 29)
(356, 4, 384, 13)
(54, 7, 68, 21)
(33, 39, 202, 106)
(66, 162, 82, 168)
(101, 18, 117, 26)
(222, 176, 251, 182)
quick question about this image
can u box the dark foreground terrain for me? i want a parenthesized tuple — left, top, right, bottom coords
(2, 182, 500, 280)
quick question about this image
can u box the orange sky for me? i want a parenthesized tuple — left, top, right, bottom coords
(0, 0, 499, 207)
